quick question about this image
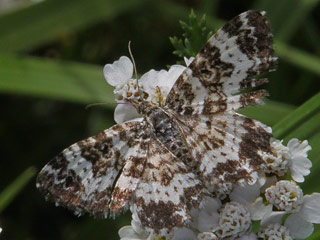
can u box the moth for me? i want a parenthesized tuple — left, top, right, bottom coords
(37, 10, 276, 237)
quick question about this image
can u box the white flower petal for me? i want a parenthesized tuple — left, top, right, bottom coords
(104, 56, 133, 86)
(290, 155, 312, 183)
(139, 65, 184, 105)
(173, 227, 196, 240)
(287, 138, 300, 152)
(131, 218, 144, 236)
(140, 65, 184, 91)
(184, 56, 195, 66)
(197, 210, 220, 232)
(300, 193, 320, 223)
(237, 232, 257, 240)
(165, 65, 185, 88)
(229, 183, 261, 206)
(193, 197, 221, 232)
(118, 226, 142, 239)
(114, 104, 141, 124)
(287, 138, 312, 183)
(257, 171, 267, 187)
(139, 69, 159, 92)
(200, 196, 221, 213)
(287, 139, 312, 157)
(197, 232, 218, 240)
(260, 175, 278, 193)
(285, 213, 314, 239)
(249, 197, 272, 221)
(120, 237, 142, 240)
(261, 211, 286, 226)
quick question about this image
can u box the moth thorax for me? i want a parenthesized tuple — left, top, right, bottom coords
(136, 101, 157, 116)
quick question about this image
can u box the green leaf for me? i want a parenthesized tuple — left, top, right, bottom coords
(170, 9, 213, 58)
(0, 166, 37, 213)
(272, 92, 320, 139)
(0, 0, 144, 53)
(284, 110, 320, 141)
(239, 101, 295, 127)
(307, 228, 320, 240)
(0, 54, 114, 105)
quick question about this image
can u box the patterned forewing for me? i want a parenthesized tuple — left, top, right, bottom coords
(177, 112, 272, 191)
(165, 10, 276, 115)
(132, 136, 206, 236)
(36, 119, 148, 217)
(109, 126, 150, 214)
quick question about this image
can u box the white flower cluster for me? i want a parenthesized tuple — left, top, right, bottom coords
(104, 56, 191, 124)
(104, 57, 318, 240)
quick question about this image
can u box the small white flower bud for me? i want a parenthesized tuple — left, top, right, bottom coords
(197, 232, 218, 240)
(214, 202, 251, 238)
(258, 223, 292, 240)
(261, 139, 289, 176)
(265, 180, 303, 212)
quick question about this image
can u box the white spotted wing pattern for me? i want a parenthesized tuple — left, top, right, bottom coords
(37, 10, 276, 237)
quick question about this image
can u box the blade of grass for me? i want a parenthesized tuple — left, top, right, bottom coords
(308, 133, 320, 164)
(283, 110, 320, 142)
(0, 54, 114, 105)
(238, 100, 295, 126)
(0, 166, 37, 213)
(301, 132, 320, 193)
(276, 41, 320, 77)
(307, 229, 320, 240)
(304, 18, 320, 55)
(272, 92, 320, 139)
(0, 0, 144, 53)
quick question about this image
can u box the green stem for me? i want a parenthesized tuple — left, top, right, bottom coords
(0, 166, 37, 213)
(284, 110, 320, 141)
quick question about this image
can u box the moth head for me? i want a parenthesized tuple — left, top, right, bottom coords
(135, 101, 156, 116)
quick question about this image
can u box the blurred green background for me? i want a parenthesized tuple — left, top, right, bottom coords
(0, 0, 319, 239)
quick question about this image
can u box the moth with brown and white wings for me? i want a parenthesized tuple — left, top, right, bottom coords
(37, 10, 276, 237)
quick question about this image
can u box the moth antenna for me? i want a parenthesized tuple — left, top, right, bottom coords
(128, 41, 143, 102)
(85, 102, 129, 110)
